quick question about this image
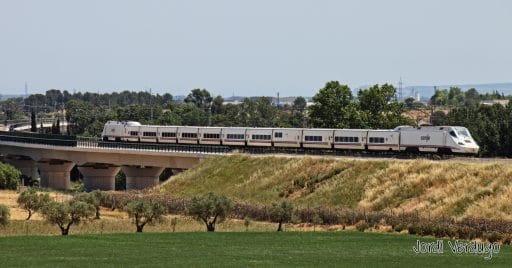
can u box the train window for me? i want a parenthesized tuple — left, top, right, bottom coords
(203, 133, 220, 139)
(274, 132, 283, 138)
(305, 136, 322, 142)
(335, 136, 359, 143)
(369, 137, 385, 143)
(129, 131, 138, 136)
(161, 132, 176, 138)
(226, 134, 244, 140)
(142, 132, 156, 137)
(252, 134, 271, 140)
(182, 132, 198, 138)
(449, 131, 457, 138)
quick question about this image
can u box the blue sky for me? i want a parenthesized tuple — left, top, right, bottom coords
(1, 0, 511, 96)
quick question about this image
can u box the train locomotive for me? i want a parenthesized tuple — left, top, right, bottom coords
(101, 121, 479, 155)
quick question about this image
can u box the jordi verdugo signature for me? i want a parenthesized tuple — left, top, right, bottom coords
(412, 239, 501, 260)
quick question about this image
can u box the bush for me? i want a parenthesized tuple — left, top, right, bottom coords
(355, 221, 369, 232)
(0, 163, 21, 190)
(393, 223, 406, 233)
(170, 217, 178, 232)
(188, 192, 232, 232)
(0, 204, 10, 226)
(124, 200, 166, 233)
(17, 188, 51, 220)
(407, 224, 418, 235)
(484, 232, 502, 243)
(41, 200, 95, 235)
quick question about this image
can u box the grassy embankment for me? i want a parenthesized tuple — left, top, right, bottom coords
(0, 232, 511, 267)
(158, 155, 512, 220)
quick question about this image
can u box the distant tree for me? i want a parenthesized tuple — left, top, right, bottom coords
(309, 81, 353, 128)
(244, 217, 251, 232)
(41, 200, 95, 235)
(188, 192, 232, 232)
(30, 109, 37, 132)
(211, 95, 224, 114)
(430, 89, 448, 106)
(464, 88, 480, 108)
(185, 88, 213, 109)
(17, 188, 51, 220)
(123, 200, 166, 233)
(269, 201, 294, 232)
(404, 97, 416, 109)
(447, 87, 464, 106)
(0, 204, 9, 226)
(292, 96, 307, 111)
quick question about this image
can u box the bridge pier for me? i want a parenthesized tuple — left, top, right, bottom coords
(122, 166, 164, 190)
(78, 165, 120, 192)
(37, 160, 74, 190)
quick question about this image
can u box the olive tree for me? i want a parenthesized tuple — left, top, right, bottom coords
(269, 201, 294, 231)
(17, 188, 51, 220)
(73, 190, 103, 219)
(123, 200, 166, 233)
(0, 204, 9, 226)
(41, 200, 95, 235)
(188, 192, 232, 232)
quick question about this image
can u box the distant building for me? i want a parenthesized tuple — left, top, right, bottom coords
(479, 99, 509, 106)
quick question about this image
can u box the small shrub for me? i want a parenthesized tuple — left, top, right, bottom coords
(170, 217, 178, 232)
(244, 217, 251, 232)
(0, 204, 10, 226)
(394, 223, 406, 233)
(407, 224, 419, 235)
(355, 221, 369, 232)
(0, 163, 21, 190)
(484, 232, 502, 243)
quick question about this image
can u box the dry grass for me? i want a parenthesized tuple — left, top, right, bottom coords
(158, 155, 512, 220)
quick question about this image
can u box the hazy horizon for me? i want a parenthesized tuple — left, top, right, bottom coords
(1, 0, 511, 96)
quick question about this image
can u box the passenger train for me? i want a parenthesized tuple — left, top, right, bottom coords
(101, 121, 480, 155)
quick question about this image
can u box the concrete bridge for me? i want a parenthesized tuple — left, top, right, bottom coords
(0, 133, 227, 191)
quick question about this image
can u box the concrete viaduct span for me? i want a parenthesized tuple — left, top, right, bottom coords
(0, 133, 226, 191)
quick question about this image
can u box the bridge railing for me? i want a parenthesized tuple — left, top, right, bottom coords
(0, 131, 77, 147)
(77, 137, 231, 154)
(0, 131, 230, 154)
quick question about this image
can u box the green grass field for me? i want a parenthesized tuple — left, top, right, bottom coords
(0, 231, 510, 267)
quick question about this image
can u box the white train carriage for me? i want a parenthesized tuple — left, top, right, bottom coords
(139, 126, 159, 142)
(221, 127, 247, 146)
(199, 127, 222, 145)
(177, 126, 199, 144)
(333, 129, 367, 150)
(247, 128, 273, 147)
(272, 128, 302, 148)
(124, 122, 142, 142)
(157, 126, 178, 144)
(302, 129, 334, 149)
(367, 130, 400, 151)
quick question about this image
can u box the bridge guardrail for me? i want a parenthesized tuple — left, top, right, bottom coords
(0, 131, 230, 154)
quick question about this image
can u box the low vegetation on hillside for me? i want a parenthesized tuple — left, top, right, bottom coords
(159, 155, 512, 220)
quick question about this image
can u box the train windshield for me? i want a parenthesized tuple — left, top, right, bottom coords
(455, 127, 472, 139)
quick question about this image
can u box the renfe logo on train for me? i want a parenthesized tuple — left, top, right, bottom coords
(420, 135, 431, 141)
